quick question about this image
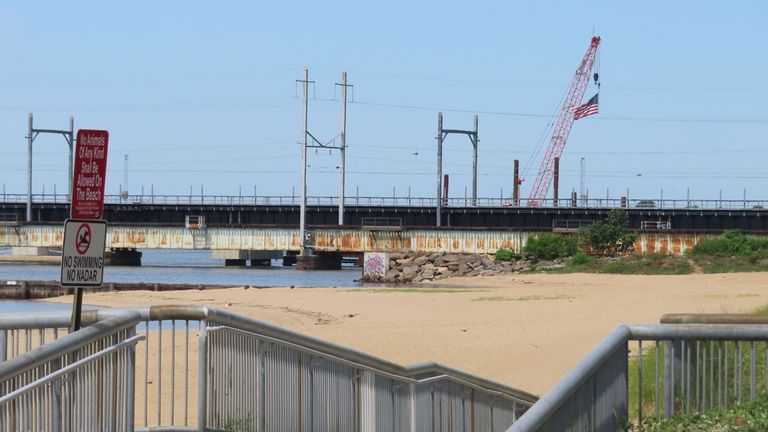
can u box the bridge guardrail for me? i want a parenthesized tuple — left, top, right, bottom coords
(2, 193, 768, 210)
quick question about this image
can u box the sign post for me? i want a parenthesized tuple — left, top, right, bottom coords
(63, 129, 109, 332)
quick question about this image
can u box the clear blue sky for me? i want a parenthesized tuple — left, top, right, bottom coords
(1, 1, 766, 202)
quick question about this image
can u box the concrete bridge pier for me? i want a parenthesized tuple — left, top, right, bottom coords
(296, 252, 343, 270)
(105, 248, 142, 266)
(282, 251, 298, 266)
(11, 247, 53, 257)
(213, 250, 281, 267)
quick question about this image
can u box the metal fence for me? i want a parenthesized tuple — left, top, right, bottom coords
(509, 322, 768, 432)
(0, 306, 537, 431)
(2, 193, 768, 210)
(0, 313, 142, 432)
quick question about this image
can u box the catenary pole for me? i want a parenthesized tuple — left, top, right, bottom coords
(339, 71, 348, 225)
(300, 68, 309, 255)
(436, 112, 443, 226)
(27, 113, 33, 221)
(68, 116, 74, 201)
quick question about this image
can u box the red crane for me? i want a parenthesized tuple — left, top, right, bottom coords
(527, 36, 601, 206)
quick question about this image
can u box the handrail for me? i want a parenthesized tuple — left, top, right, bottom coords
(0, 312, 140, 381)
(508, 325, 631, 432)
(0, 305, 538, 406)
(210, 325, 533, 405)
(0, 334, 144, 403)
(508, 323, 768, 431)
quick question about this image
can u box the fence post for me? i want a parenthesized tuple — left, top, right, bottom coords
(409, 382, 417, 432)
(664, 340, 683, 418)
(198, 321, 208, 431)
(359, 370, 375, 432)
(0, 330, 6, 362)
(257, 340, 266, 432)
(126, 327, 137, 432)
(50, 358, 63, 432)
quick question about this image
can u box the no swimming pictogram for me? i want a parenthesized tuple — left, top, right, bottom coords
(75, 223, 91, 255)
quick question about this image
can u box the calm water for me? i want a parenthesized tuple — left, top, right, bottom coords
(0, 248, 367, 313)
(0, 249, 363, 287)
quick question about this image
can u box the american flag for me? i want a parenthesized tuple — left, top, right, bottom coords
(573, 93, 599, 120)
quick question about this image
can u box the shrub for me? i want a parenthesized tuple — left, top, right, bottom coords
(580, 209, 636, 256)
(523, 233, 577, 261)
(571, 251, 589, 266)
(689, 230, 768, 263)
(494, 248, 516, 262)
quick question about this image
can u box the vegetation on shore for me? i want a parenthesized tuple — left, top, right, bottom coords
(493, 210, 768, 275)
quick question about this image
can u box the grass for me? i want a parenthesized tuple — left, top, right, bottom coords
(356, 288, 482, 294)
(542, 254, 694, 275)
(471, 294, 574, 302)
(632, 392, 768, 431)
(690, 255, 768, 274)
(626, 340, 768, 431)
(754, 304, 768, 316)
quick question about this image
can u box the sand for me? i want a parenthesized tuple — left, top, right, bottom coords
(46, 272, 768, 397)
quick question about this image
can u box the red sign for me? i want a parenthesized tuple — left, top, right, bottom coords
(71, 130, 109, 219)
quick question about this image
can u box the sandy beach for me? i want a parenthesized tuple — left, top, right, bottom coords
(47, 272, 768, 396)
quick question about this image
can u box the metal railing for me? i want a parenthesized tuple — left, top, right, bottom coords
(2, 193, 768, 210)
(640, 220, 672, 230)
(0, 313, 141, 432)
(0, 306, 538, 431)
(552, 219, 593, 232)
(509, 322, 768, 432)
(361, 216, 402, 230)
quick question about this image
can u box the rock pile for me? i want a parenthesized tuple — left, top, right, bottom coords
(364, 252, 536, 283)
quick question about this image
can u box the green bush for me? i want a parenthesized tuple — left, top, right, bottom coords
(523, 233, 577, 261)
(689, 230, 768, 263)
(494, 248, 517, 262)
(580, 209, 636, 256)
(571, 251, 589, 265)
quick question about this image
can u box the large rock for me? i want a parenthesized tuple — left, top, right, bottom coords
(458, 262, 469, 274)
(480, 255, 495, 267)
(413, 256, 430, 266)
(383, 268, 401, 280)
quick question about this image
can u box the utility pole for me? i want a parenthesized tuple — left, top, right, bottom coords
(26, 113, 75, 221)
(336, 72, 352, 225)
(123, 154, 129, 200)
(298, 69, 311, 255)
(436, 113, 443, 226)
(297, 69, 351, 249)
(580, 157, 586, 206)
(435, 112, 479, 226)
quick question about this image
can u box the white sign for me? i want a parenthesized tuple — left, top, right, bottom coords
(60, 219, 107, 287)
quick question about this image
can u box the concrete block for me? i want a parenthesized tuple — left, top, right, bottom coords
(11, 247, 52, 256)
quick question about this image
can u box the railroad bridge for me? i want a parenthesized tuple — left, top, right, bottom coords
(2, 198, 768, 231)
(2, 196, 767, 268)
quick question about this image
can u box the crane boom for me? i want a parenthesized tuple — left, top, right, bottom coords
(527, 36, 601, 206)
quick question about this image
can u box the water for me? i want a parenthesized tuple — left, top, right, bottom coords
(0, 249, 366, 313)
(0, 249, 363, 287)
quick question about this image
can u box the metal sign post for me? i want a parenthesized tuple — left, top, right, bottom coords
(63, 129, 109, 332)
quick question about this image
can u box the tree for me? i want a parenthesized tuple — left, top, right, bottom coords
(580, 209, 636, 256)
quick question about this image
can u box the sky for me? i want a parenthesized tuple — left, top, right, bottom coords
(1, 1, 766, 203)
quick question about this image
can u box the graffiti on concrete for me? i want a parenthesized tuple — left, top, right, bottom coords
(363, 252, 389, 277)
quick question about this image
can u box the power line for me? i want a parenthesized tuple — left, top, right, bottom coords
(351, 71, 768, 93)
(350, 100, 768, 124)
(0, 97, 304, 113)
